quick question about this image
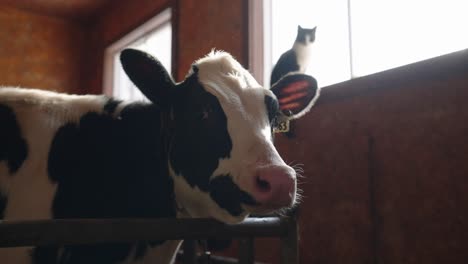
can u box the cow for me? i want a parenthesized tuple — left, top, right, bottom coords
(0, 49, 319, 263)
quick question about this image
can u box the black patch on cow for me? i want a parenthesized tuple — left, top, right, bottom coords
(265, 95, 280, 123)
(40, 102, 176, 264)
(103, 98, 122, 115)
(169, 73, 233, 192)
(0, 104, 28, 174)
(264, 95, 280, 139)
(191, 64, 199, 73)
(209, 175, 257, 216)
(32, 244, 134, 264)
(0, 192, 7, 219)
(31, 246, 58, 264)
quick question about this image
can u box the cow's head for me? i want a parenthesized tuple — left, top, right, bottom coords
(120, 49, 319, 223)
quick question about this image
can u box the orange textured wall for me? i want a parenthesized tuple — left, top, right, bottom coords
(82, 0, 248, 94)
(0, 7, 85, 93)
(5, 2, 467, 263)
(81, 0, 171, 94)
(270, 49, 468, 263)
(175, 0, 248, 81)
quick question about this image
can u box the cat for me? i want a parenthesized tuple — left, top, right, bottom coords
(270, 25, 316, 87)
(270, 25, 316, 138)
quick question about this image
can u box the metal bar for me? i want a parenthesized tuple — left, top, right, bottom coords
(238, 237, 254, 264)
(280, 216, 298, 264)
(182, 239, 197, 264)
(0, 217, 290, 248)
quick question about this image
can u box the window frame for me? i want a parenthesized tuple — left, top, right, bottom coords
(102, 8, 172, 97)
(250, 0, 468, 88)
(248, 0, 273, 87)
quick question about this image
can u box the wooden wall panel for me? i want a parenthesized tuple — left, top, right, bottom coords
(4, 1, 467, 263)
(175, 0, 248, 81)
(81, 0, 170, 94)
(0, 7, 84, 93)
(274, 49, 468, 263)
(0, 0, 112, 21)
(82, 0, 248, 94)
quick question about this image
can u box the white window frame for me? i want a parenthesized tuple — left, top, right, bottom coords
(251, 0, 468, 88)
(248, 0, 270, 87)
(102, 8, 172, 96)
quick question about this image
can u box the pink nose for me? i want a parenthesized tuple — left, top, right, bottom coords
(251, 165, 296, 209)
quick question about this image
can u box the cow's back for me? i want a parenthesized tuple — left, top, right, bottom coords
(0, 87, 180, 264)
(0, 88, 108, 263)
(0, 87, 108, 220)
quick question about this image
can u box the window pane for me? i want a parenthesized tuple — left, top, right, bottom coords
(271, 0, 350, 87)
(113, 22, 172, 101)
(351, 0, 468, 76)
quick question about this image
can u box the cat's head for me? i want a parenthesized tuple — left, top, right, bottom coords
(296, 25, 316, 44)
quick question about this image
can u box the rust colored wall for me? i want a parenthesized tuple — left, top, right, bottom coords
(0, 7, 84, 93)
(83, 2, 468, 263)
(81, 0, 171, 94)
(5, 1, 466, 263)
(175, 0, 248, 81)
(269, 49, 468, 263)
(83, 0, 248, 94)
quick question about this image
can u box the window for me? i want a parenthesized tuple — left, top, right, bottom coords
(103, 9, 172, 101)
(250, 0, 468, 87)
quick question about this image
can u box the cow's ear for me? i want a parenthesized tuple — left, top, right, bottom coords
(271, 73, 320, 119)
(120, 48, 175, 106)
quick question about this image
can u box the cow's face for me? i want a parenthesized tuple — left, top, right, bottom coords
(121, 49, 319, 223)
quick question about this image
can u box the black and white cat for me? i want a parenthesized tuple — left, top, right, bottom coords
(270, 25, 317, 87)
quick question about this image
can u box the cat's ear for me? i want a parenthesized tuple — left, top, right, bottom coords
(120, 48, 175, 107)
(271, 73, 320, 119)
(298, 25, 303, 31)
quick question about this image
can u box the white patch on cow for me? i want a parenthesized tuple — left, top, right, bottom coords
(0, 88, 112, 263)
(0, 87, 108, 221)
(171, 52, 294, 220)
(196, 50, 291, 170)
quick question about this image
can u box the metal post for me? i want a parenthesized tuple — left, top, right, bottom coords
(238, 237, 254, 264)
(183, 239, 197, 264)
(280, 217, 298, 264)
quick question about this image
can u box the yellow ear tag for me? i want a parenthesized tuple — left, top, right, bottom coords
(273, 119, 290, 133)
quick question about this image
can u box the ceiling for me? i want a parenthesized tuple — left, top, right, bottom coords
(0, 0, 114, 21)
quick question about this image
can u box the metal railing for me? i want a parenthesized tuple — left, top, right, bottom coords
(0, 216, 298, 264)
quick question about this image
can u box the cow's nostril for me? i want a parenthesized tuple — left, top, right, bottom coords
(256, 176, 271, 192)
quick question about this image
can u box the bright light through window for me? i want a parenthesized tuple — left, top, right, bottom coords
(271, 0, 350, 87)
(351, 0, 468, 76)
(104, 9, 171, 101)
(112, 24, 171, 101)
(266, 0, 468, 88)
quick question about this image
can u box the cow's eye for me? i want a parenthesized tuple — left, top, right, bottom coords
(202, 109, 210, 120)
(196, 106, 212, 120)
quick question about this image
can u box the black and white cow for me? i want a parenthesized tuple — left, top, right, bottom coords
(0, 49, 319, 263)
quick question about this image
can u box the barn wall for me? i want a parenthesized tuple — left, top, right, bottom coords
(271, 49, 468, 263)
(3, 1, 467, 263)
(82, 2, 468, 263)
(175, 0, 248, 81)
(81, 0, 171, 94)
(82, 0, 248, 94)
(0, 7, 85, 93)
